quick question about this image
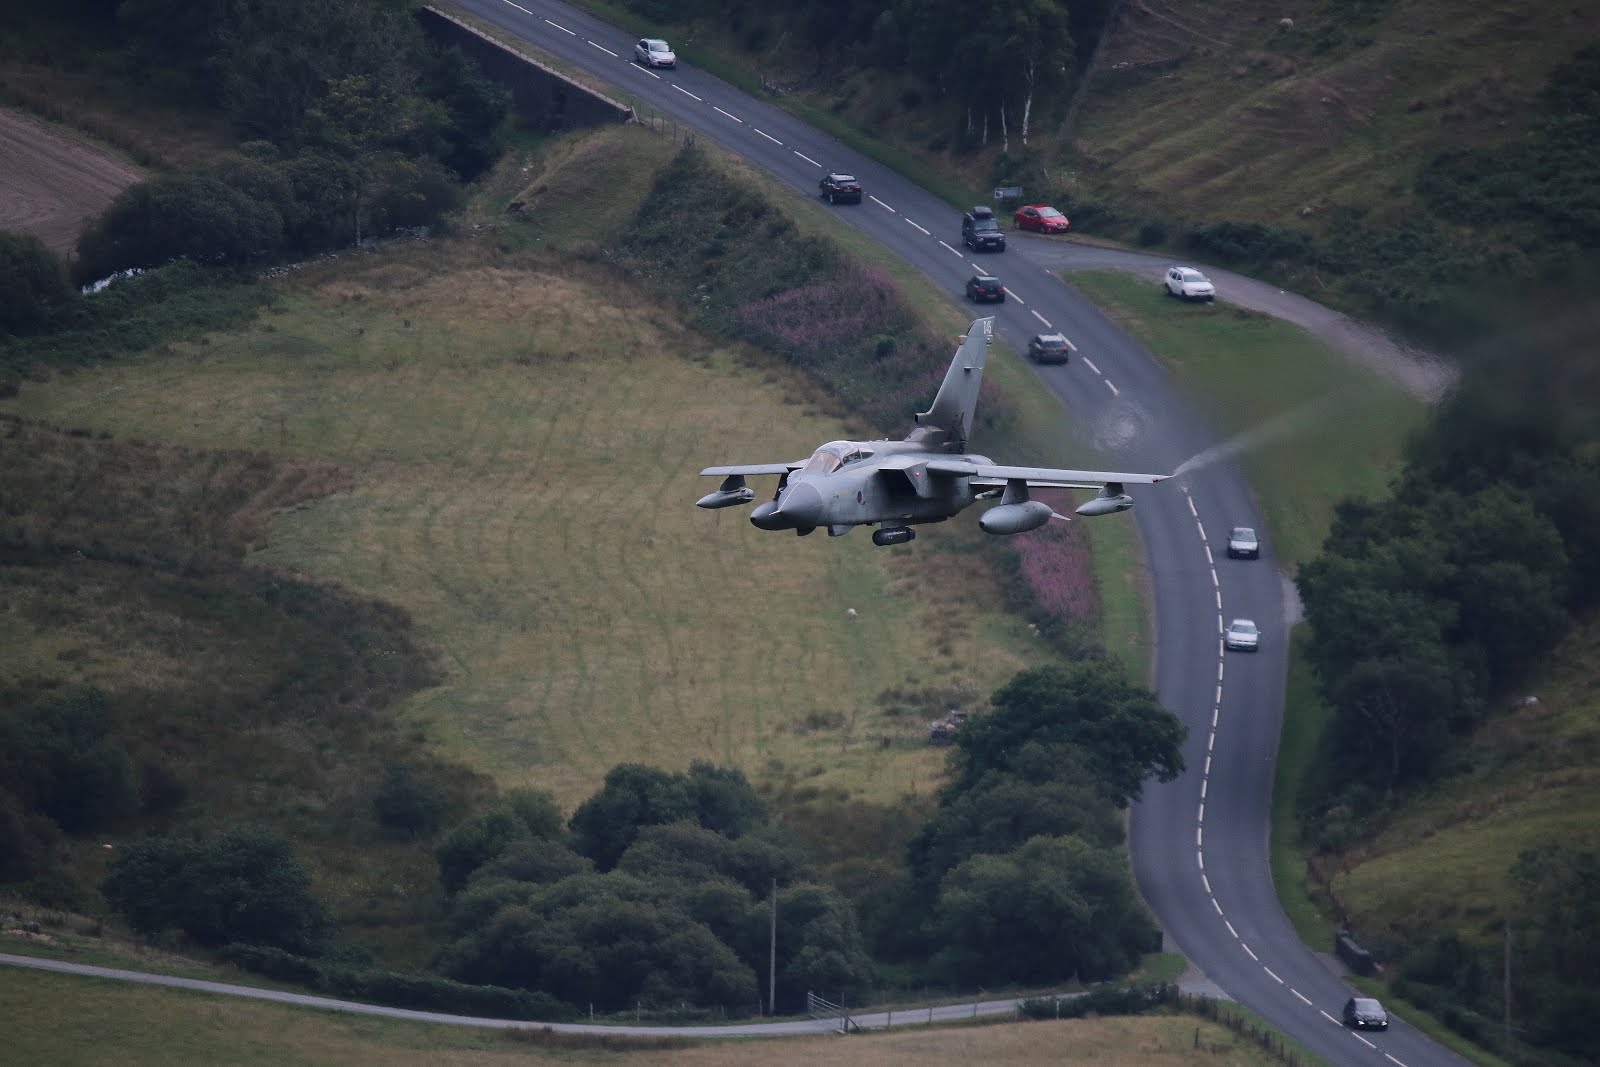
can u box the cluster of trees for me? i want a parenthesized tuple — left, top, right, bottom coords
(83, 660, 1183, 1015)
(1297, 339, 1600, 836)
(0, 0, 510, 305)
(431, 763, 872, 1013)
(884, 661, 1182, 985)
(69, 0, 508, 284)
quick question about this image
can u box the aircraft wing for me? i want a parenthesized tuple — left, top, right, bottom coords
(700, 463, 805, 477)
(924, 459, 1168, 488)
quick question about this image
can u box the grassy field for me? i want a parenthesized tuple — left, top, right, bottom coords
(1, 121, 1091, 813)
(3, 238, 1053, 810)
(0, 964, 1282, 1066)
(1063, 271, 1425, 570)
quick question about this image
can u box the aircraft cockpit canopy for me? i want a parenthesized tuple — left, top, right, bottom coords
(803, 442, 873, 474)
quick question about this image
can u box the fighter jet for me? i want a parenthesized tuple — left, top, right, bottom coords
(697, 317, 1168, 546)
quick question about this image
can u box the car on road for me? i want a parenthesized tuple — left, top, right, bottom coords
(962, 206, 1007, 252)
(966, 274, 1005, 303)
(1014, 204, 1070, 234)
(1165, 265, 1216, 301)
(1227, 526, 1260, 559)
(1342, 997, 1389, 1031)
(819, 171, 863, 204)
(634, 38, 677, 69)
(1224, 618, 1260, 652)
(1027, 333, 1072, 364)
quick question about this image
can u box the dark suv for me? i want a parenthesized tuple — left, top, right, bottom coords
(962, 206, 1006, 252)
(966, 274, 1005, 303)
(819, 172, 863, 204)
(1027, 333, 1071, 364)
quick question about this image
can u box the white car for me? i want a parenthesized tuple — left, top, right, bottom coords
(1224, 619, 1260, 652)
(1227, 526, 1259, 559)
(1165, 266, 1216, 301)
(634, 38, 676, 69)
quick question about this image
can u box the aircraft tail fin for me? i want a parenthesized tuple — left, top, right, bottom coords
(912, 317, 992, 451)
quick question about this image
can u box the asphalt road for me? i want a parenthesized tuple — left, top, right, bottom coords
(1, 5, 1472, 1064)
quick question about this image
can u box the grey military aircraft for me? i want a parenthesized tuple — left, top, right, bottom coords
(697, 317, 1168, 546)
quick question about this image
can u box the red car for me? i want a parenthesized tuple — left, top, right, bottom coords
(1014, 204, 1070, 234)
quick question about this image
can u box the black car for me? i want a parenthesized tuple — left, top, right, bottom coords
(966, 274, 1005, 303)
(1027, 333, 1072, 364)
(1342, 997, 1389, 1031)
(962, 206, 1006, 252)
(819, 172, 862, 204)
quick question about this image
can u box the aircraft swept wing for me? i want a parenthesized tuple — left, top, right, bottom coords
(700, 462, 805, 476)
(923, 459, 1167, 490)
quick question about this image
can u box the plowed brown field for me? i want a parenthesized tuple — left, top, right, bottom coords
(0, 107, 142, 257)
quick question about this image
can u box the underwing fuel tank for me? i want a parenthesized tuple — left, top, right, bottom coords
(1075, 485, 1134, 516)
(697, 475, 757, 510)
(978, 500, 1054, 535)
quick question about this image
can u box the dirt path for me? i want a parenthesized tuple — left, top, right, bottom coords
(0, 107, 143, 258)
(1017, 236, 1457, 404)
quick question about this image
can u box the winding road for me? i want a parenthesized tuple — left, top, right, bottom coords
(3, 4, 1472, 1063)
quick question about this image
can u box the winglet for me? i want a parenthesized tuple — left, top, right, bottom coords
(912, 317, 992, 452)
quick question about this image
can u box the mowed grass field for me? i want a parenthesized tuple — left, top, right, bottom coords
(1063, 271, 1426, 570)
(0, 966, 1282, 1067)
(3, 235, 1052, 809)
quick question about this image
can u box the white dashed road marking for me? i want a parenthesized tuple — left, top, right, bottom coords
(1030, 310, 1052, 328)
(937, 241, 963, 257)
(869, 195, 895, 212)
(587, 41, 618, 57)
(673, 85, 702, 102)
(1081, 357, 1101, 375)
(1293, 989, 1312, 1006)
(1105, 379, 1119, 396)
(713, 106, 742, 123)
(794, 150, 820, 167)
(541, 16, 573, 33)
(754, 129, 781, 145)
(905, 218, 930, 236)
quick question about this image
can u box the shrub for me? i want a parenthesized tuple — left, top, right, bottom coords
(75, 175, 284, 283)
(0, 231, 72, 335)
(103, 828, 334, 954)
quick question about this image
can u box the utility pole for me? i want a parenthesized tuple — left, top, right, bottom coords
(1503, 917, 1512, 1049)
(768, 877, 778, 1016)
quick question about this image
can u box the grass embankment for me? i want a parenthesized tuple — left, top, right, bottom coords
(0, 965, 1282, 1067)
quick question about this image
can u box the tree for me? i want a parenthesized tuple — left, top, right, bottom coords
(907, 749, 1123, 889)
(372, 762, 450, 838)
(955, 662, 1185, 805)
(435, 807, 532, 894)
(0, 689, 139, 834)
(0, 231, 71, 334)
(103, 829, 333, 954)
(930, 834, 1155, 985)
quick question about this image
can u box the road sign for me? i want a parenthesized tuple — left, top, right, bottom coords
(993, 186, 1022, 200)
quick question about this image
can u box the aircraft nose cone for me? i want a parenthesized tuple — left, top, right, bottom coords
(778, 482, 825, 527)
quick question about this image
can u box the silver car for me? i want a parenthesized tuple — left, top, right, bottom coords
(1227, 526, 1259, 559)
(634, 38, 676, 69)
(1165, 265, 1216, 301)
(1224, 619, 1259, 652)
